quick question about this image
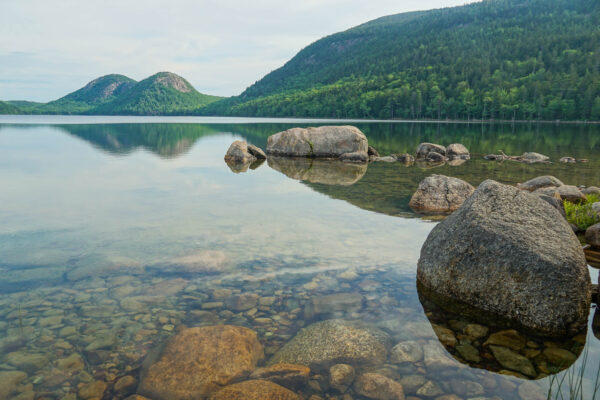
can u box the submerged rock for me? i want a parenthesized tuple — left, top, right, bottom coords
(303, 292, 364, 319)
(268, 157, 367, 186)
(416, 143, 446, 158)
(250, 364, 310, 389)
(489, 345, 536, 377)
(408, 175, 475, 214)
(209, 380, 301, 400)
(224, 140, 258, 164)
(417, 180, 591, 336)
(329, 364, 355, 392)
(266, 126, 368, 158)
(158, 250, 228, 274)
(0, 371, 27, 400)
(139, 325, 264, 400)
(354, 373, 405, 400)
(269, 319, 391, 372)
(518, 176, 564, 192)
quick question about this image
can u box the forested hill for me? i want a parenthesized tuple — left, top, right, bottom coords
(202, 0, 600, 121)
(3, 72, 221, 115)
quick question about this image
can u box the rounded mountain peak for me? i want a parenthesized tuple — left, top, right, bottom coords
(148, 72, 194, 93)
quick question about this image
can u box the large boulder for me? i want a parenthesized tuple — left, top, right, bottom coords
(409, 175, 475, 213)
(266, 126, 368, 158)
(417, 180, 591, 336)
(224, 141, 258, 164)
(416, 143, 446, 158)
(138, 325, 264, 400)
(269, 319, 391, 372)
(209, 380, 301, 400)
(446, 144, 470, 160)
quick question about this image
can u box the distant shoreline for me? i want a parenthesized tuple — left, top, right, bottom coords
(1, 114, 599, 125)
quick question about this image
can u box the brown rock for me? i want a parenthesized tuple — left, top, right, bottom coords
(484, 330, 526, 351)
(224, 140, 257, 164)
(354, 373, 405, 400)
(586, 224, 600, 248)
(78, 381, 107, 400)
(329, 364, 355, 392)
(209, 380, 302, 400)
(250, 363, 310, 389)
(139, 325, 264, 400)
(417, 143, 446, 158)
(114, 375, 137, 396)
(225, 293, 259, 311)
(0, 371, 27, 400)
(247, 144, 267, 159)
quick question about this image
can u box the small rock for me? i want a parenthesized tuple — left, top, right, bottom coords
(518, 176, 564, 191)
(209, 380, 301, 399)
(78, 381, 107, 400)
(432, 325, 456, 347)
(114, 375, 138, 396)
(398, 375, 426, 394)
(521, 152, 550, 163)
(390, 341, 423, 363)
(425, 151, 448, 162)
(449, 380, 484, 397)
(354, 373, 405, 400)
(423, 344, 458, 370)
(409, 175, 475, 213)
(543, 347, 577, 367)
(56, 353, 84, 373)
(557, 185, 587, 203)
(329, 364, 355, 392)
(586, 224, 600, 248)
(303, 292, 363, 319)
(582, 187, 600, 196)
(224, 140, 257, 164)
(455, 342, 481, 362)
(489, 345, 537, 377)
(416, 380, 443, 397)
(5, 351, 49, 373)
(446, 144, 470, 160)
(375, 156, 397, 162)
(463, 324, 489, 339)
(560, 157, 576, 163)
(417, 143, 446, 158)
(250, 363, 310, 389)
(225, 293, 259, 311)
(484, 330, 526, 351)
(247, 144, 267, 159)
(0, 370, 27, 400)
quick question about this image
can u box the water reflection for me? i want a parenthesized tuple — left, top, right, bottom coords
(268, 157, 368, 186)
(418, 281, 585, 379)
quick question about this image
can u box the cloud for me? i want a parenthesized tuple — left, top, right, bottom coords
(0, 0, 478, 102)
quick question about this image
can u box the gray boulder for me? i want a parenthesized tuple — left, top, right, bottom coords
(409, 175, 475, 214)
(583, 186, 600, 196)
(417, 180, 591, 336)
(416, 143, 446, 159)
(446, 143, 470, 160)
(266, 126, 368, 159)
(518, 176, 564, 192)
(269, 319, 391, 372)
(224, 141, 257, 164)
(557, 185, 587, 203)
(593, 202, 600, 216)
(586, 224, 600, 248)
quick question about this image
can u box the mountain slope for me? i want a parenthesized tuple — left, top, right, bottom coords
(0, 100, 21, 114)
(92, 72, 220, 115)
(38, 74, 137, 114)
(202, 0, 600, 120)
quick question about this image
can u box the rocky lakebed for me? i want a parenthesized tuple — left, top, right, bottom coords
(1, 119, 600, 400)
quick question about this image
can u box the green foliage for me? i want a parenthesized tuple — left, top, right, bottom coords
(0, 100, 21, 114)
(200, 0, 600, 120)
(564, 194, 600, 230)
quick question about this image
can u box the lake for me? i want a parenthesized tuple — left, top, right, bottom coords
(0, 116, 599, 400)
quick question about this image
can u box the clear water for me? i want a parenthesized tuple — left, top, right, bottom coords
(0, 117, 599, 400)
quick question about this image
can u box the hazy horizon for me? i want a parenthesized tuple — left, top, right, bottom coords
(1, 0, 479, 102)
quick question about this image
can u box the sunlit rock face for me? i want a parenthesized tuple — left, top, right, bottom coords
(138, 325, 264, 400)
(268, 157, 367, 186)
(417, 180, 591, 337)
(417, 281, 585, 379)
(266, 126, 368, 159)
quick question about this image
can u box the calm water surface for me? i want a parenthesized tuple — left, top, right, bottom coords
(0, 117, 599, 399)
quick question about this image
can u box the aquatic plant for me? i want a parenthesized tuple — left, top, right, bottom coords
(564, 194, 600, 231)
(546, 338, 600, 400)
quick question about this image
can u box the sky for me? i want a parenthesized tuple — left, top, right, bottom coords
(0, 0, 478, 102)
